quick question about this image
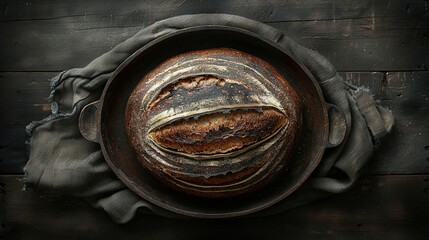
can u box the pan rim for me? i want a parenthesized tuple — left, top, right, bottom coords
(97, 25, 330, 218)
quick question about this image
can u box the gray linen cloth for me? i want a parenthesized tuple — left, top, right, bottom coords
(24, 14, 394, 223)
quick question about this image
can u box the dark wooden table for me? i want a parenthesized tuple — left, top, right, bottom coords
(1, 0, 428, 239)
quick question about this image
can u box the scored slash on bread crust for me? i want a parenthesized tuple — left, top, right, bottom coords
(125, 48, 302, 197)
(149, 108, 288, 155)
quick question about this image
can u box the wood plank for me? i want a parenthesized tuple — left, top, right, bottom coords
(1, 0, 425, 23)
(1, 71, 428, 174)
(0, 72, 54, 174)
(0, 127, 27, 174)
(271, 17, 429, 72)
(341, 71, 429, 174)
(0, 72, 54, 127)
(0, 0, 428, 71)
(1, 174, 428, 239)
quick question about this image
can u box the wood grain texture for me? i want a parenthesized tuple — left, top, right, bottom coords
(0, 72, 55, 127)
(1, 174, 428, 239)
(0, 127, 27, 174)
(0, 72, 55, 174)
(341, 71, 429, 174)
(2, 71, 428, 174)
(0, 0, 428, 238)
(0, 0, 428, 71)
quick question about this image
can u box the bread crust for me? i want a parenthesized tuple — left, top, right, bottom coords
(125, 48, 302, 198)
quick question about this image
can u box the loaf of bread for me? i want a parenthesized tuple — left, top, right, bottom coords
(125, 48, 302, 198)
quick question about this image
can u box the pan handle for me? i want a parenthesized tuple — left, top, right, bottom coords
(79, 100, 101, 143)
(326, 103, 347, 148)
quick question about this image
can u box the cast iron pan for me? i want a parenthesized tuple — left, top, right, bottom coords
(78, 26, 346, 218)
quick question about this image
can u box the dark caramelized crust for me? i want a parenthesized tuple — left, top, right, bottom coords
(125, 48, 302, 198)
(148, 75, 226, 111)
(149, 108, 287, 155)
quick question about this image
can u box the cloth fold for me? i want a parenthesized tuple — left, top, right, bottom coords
(25, 14, 394, 223)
